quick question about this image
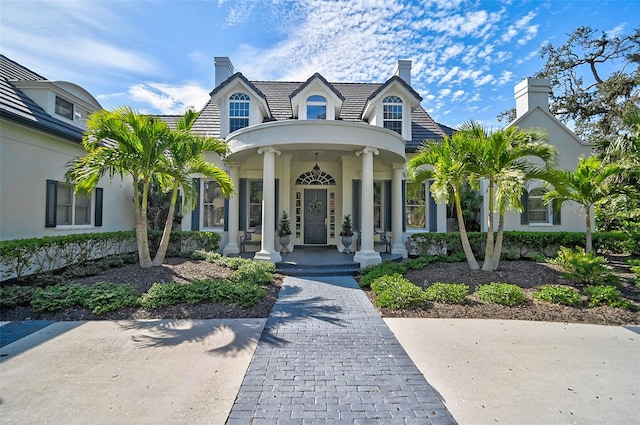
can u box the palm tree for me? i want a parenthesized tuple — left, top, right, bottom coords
(408, 133, 480, 270)
(460, 122, 557, 271)
(544, 156, 623, 252)
(67, 107, 171, 268)
(152, 110, 233, 266)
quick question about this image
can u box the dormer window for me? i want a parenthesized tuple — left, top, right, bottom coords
(306, 95, 327, 120)
(229, 92, 250, 132)
(55, 96, 74, 120)
(383, 95, 403, 134)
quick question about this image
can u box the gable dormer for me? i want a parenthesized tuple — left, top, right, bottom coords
(362, 75, 422, 140)
(209, 72, 272, 137)
(290, 73, 344, 120)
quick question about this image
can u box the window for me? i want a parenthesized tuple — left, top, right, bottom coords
(46, 180, 101, 227)
(229, 92, 250, 132)
(405, 181, 426, 229)
(306, 95, 327, 120)
(248, 180, 263, 228)
(55, 96, 74, 120)
(383, 95, 403, 135)
(374, 181, 382, 229)
(528, 188, 551, 223)
(203, 180, 225, 228)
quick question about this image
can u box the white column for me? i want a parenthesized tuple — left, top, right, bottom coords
(354, 147, 382, 267)
(223, 162, 240, 255)
(254, 147, 282, 262)
(392, 164, 408, 257)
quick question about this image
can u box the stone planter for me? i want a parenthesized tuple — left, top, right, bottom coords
(341, 235, 353, 253)
(279, 235, 290, 253)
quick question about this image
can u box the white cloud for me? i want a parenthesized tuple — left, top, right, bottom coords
(498, 70, 514, 86)
(128, 83, 210, 115)
(474, 74, 494, 87)
(452, 90, 465, 101)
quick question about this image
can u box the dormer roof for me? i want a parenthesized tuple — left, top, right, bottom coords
(289, 73, 345, 119)
(208, 72, 272, 121)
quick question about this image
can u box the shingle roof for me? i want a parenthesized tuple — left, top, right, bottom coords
(194, 76, 448, 151)
(0, 54, 84, 143)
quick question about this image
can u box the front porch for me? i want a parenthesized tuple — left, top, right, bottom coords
(236, 246, 403, 276)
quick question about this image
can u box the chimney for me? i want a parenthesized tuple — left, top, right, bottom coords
(514, 77, 551, 118)
(214, 57, 234, 87)
(393, 59, 412, 86)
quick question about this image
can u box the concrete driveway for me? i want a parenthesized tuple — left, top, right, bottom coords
(386, 318, 640, 425)
(0, 319, 265, 425)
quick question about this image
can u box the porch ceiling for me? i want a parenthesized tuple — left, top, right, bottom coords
(225, 120, 406, 163)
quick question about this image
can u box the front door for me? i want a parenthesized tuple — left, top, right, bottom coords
(304, 189, 327, 244)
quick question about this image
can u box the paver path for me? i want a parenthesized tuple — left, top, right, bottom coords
(226, 275, 456, 425)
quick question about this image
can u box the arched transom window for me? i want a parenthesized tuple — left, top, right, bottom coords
(296, 171, 336, 185)
(306, 95, 327, 120)
(229, 92, 249, 132)
(383, 95, 402, 135)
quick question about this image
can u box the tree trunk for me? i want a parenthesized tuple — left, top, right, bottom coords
(152, 184, 179, 266)
(492, 212, 505, 271)
(138, 178, 153, 268)
(455, 189, 480, 270)
(585, 204, 593, 252)
(482, 180, 495, 271)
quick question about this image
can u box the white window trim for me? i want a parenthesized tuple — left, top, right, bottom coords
(201, 180, 225, 230)
(53, 180, 94, 228)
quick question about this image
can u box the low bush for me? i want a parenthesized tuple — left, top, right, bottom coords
(532, 284, 583, 307)
(374, 276, 426, 309)
(474, 282, 526, 306)
(82, 283, 139, 314)
(0, 285, 35, 308)
(584, 285, 635, 310)
(423, 283, 469, 304)
(550, 246, 619, 285)
(30, 282, 138, 314)
(359, 262, 407, 288)
(231, 261, 275, 285)
(627, 259, 640, 286)
(370, 273, 405, 295)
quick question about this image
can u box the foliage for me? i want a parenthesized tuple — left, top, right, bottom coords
(628, 259, 640, 285)
(82, 283, 139, 314)
(371, 274, 426, 309)
(358, 262, 407, 288)
(143, 181, 182, 231)
(0, 285, 35, 309)
(534, 26, 640, 144)
(404, 253, 467, 270)
(339, 214, 354, 236)
(457, 184, 482, 232)
(532, 285, 584, 307)
(550, 246, 618, 285)
(474, 282, 526, 306)
(584, 285, 635, 310)
(138, 279, 266, 309)
(423, 283, 469, 304)
(371, 273, 405, 295)
(231, 261, 275, 285)
(278, 211, 292, 236)
(30, 282, 137, 314)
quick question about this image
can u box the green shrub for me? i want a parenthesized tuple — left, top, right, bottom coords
(83, 283, 139, 314)
(231, 261, 274, 285)
(627, 259, 640, 286)
(370, 273, 405, 295)
(424, 283, 469, 304)
(405, 255, 437, 270)
(584, 285, 635, 309)
(474, 282, 526, 306)
(359, 262, 407, 288)
(0, 285, 35, 308)
(31, 284, 93, 313)
(532, 285, 583, 307)
(551, 246, 619, 285)
(373, 275, 426, 309)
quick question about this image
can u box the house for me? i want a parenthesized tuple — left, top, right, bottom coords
(0, 54, 135, 241)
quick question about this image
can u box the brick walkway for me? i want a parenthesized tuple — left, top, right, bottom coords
(226, 276, 456, 425)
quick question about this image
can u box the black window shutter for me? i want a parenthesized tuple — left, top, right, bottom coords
(275, 178, 279, 228)
(352, 180, 361, 231)
(94, 187, 103, 227)
(45, 180, 57, 227)
(553, 202, 561, 225)
(239, 178, 247, 231)
(223, 198, 229, 231)
(520, 190, 529, 225)
(191, 178, 200, 231)
(428, 180, 437, 232)
(384, 180, 392, 231)
(402, 180, 406, 232)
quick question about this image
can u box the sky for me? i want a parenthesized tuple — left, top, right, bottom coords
(1, 0, 637, 129)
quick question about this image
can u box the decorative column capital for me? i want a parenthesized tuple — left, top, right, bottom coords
(257, 147, 281, 156)
(356, 147, 379, 157)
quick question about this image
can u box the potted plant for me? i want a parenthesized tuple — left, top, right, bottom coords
(278, 211, 292, 253)
(340, 214, 354, 253)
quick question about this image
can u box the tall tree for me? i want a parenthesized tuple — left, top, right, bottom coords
(544, 156, 622, 252)
(152, 110, 234, 266)
(408, 133, 480, 270)
(460, 122, 557, 271)
(535, 26, 640, 143)
(67, 107, 171, 268)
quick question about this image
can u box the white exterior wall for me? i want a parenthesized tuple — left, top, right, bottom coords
(0, 120, 135, 241)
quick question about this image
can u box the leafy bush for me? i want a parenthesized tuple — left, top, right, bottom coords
(474, 282, 526, 306)
(231, 261, 275, 285)
(423, 283, 469, 304)
(627, 259, 640, 286)
(83, 283, 139, 314)
(373, 274, 426, 309)
(584, 285, 635, 309)
(359, 262, 407, 288)
(0, 285, 35, 308)
(551, 246, 618, 285)
(138, 279, 266, 309)
(370, 273, 405, 295)
(532, 285, 583, 307)
(30, 283, 138, 314)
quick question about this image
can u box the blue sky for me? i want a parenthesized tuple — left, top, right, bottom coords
(1, 0, 637, 129)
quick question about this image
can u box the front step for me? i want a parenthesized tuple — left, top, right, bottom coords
(276, 262, 360, 276)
